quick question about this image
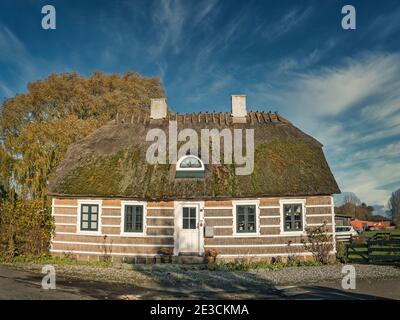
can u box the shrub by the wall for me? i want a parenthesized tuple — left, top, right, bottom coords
(301, 223, 334, 264)
(0, 199, 53, 261)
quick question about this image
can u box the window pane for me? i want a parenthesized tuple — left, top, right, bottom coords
(91, 214, 97, 221)
(91, 206, 98, 213)
(283, 203, 303, 232)
(82, 213, 89, 221)
(183, 207, 189, 218)
(91, 222, 97, 230)
(190, 208, 196, 218)
(82, 206, 89, 213)
(236, 205, 256, 233)
(180, 156, 202, 168)
(183, 218, 189, 229)
(125, 205, 143, 232)
(82, 221, 88, 229)
(125, 206, 132, 232)
(189, 218, 196, 229)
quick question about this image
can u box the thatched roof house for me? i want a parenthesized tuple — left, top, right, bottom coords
(49, 95, 340, 262)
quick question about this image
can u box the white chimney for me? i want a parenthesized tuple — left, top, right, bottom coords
(150, 98, 167, 119)
(231, 95, 247, 122)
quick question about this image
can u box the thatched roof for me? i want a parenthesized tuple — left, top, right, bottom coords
(48, 111, 340, 199)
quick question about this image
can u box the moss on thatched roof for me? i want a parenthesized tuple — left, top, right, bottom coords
(48, 112, 340, 199)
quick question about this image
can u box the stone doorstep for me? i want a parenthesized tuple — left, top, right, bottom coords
(172, 255, 205, 264)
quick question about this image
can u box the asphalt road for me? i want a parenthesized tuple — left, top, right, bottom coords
(0, 265, 398, 300)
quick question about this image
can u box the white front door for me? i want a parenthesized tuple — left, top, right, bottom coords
(179, 206, 199, 254)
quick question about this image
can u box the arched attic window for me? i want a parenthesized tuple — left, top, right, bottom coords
(175, 155, 205, 178)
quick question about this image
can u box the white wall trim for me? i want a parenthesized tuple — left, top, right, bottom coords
(205, 243, 305, 248)
(204, 216, 233, 219)
(102, 215, 121, 219)
(307, 223, 332, 227)
(146, 216, 174, 219)
(306, 214, 333, 217)
(212, 232, 333, 238)
(260, 215, 280, 219)
(54, 232, 172, 238)
(50, 198, 55, 251)
(259, 206, 280, 209)
(331, 196, 337, 254)
(212, 226, 233, 229)
(52, 240, 173, 247)
(53, 205, 78, 208)
(50, 249, 162, 257)
(53, 214, 76, 217)
(218, 252, 315, 258)
(146, 226, 174, 229)
(306, 204, 332, 208)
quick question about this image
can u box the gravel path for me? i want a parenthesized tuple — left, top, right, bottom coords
(4, 262, 400, 290)
(249, 264, 400, 285)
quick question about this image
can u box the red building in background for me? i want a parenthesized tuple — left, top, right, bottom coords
(351, 219, 391, 231)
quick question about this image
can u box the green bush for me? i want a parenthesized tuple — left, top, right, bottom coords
(336, 242, 348, 263)
(0, 199, 54, 261)
(301, 223, 334, 264)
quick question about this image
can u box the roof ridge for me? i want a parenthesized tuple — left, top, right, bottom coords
(114, 111, 290, 125)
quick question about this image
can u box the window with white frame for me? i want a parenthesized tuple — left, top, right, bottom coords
(236, 205, 257, 233)
(176, 155, 205, 178)
(124, 204, 144, 233)
(283, 203, 303, 232)
(80, 204, 99, 231)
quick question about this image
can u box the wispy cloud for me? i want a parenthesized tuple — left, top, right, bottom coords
(0, 25, 35, 78)
(257, 6, 313, 42)
(150, 0, 187, 56)
(253, 52, 400, 206)
(367, 5, 400, 40)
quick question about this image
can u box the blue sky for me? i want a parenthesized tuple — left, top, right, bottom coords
(0, 0, 400, 208)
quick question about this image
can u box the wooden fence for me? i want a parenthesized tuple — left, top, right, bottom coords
(345, 232, 400, 264)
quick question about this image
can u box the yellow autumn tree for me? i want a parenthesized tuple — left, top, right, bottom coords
(0, 71, 164, 259)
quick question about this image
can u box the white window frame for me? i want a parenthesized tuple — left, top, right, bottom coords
(176, 155, 205, 172)
(77, 199, 102, 235)
(279, 199, 306, 236)
(120, 201, 147, 237)
(232, 200, 260, 237)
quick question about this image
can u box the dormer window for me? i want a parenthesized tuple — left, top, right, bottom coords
(176, 155, 205, 178)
